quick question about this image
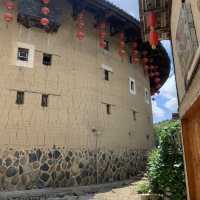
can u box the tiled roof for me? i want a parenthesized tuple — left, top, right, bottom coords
(88, 0, 140, 26)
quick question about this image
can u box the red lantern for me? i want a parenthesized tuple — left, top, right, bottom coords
(40, 17, 49, 26)
(155, 77, 161, 84)
(142, 57, 149, 64)
(4, 0, 15, 10)
(3, 12, 13, 22)
(149, 30, 159, 49)
(150, 65, 155, 70)
(79, 22, 85, 29)
(77, 31, 85, 40)
(42, 0, 50, 4)
(120, 41, 125, 46)
(132, 50, 139, 56)
(99, 22, 106, 48)
(119, 50, 126, 58)
(100, 41, 106, 48)
(41, 7, 50, 15)
(147, 11, 157, 30)
(144, 65, 149, 73)
(156, 84, 161, 89)
(155, 72, 160, 76)
(132, 42, 138, 49)
(132, 57, 140, 64)
(150, 72, 155, 77)
(76, 11, 85, 41)
(118, 32, 126, 58)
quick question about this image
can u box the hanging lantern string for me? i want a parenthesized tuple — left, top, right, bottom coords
(131, 41, 140, 64)
(40, 0, 50, 27)
(118, 32, 126, 59)
(76, 11, 85, 41)
(3, 0, 15, 23)
(99, 21, 106, 48)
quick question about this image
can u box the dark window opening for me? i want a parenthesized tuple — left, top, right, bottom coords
(146, 135, 150, 140)
(129, 55, 132, 64)
(104, 40, 110, 51)
(156, 0, 161, 8)
(106, 104, 111, 115)
(41, 94, 49, 107)
(130, 81, 135, 91)
(43, 53, 52, 66)
(16, 91, 24, 105)
(104, 70, 109, 81)
(132, 110, 136, 121)
(18, 48, 29, 61)
(145, 90, 149, 103)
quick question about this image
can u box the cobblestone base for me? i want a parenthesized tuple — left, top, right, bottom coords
(0, 147, 147, 191)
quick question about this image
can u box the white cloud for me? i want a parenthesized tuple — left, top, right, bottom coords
(152, 101, 166, 120)
(165, 98, 178, 112)
(160, 75, 177, 99)
(160, 75, 178, 113)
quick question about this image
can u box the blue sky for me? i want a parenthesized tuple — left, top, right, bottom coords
(108, 0, 178, 123)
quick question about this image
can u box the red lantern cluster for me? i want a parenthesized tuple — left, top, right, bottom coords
(131, 42, 139, 64)
(3, 0, 15, 23)
(118, 32, 126, 59)
(147, 11, 159, 49)
(76, 11, 85, 41)
(99, 22, 106, 48)
(141, 51, 149, 74)
(40, 0, 50, 26)
(153, 66, 161, 89)
(144, 65, 149, 74)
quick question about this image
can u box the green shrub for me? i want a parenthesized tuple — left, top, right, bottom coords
(135, 180, 150, 194)
(148, 120, 186, 200)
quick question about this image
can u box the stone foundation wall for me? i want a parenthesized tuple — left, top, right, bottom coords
(0, 147, 147, 191)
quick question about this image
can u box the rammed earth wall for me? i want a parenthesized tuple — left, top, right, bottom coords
(0, 147, 147, 191)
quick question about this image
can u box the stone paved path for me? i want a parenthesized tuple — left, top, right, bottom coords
(47, 181, 140, 200)
(0, 179, 142, 200)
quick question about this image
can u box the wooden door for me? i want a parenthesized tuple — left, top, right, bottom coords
(182, 97, 200, 200)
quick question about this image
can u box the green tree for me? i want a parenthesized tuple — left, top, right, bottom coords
(148, 120, 186, 200)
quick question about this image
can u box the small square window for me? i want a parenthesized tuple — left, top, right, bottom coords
(106, 104, 111, 115)
(41, 94, 49, 107)
(104, 40, 110, 51)
(129, 78, 136, 95)
(43, 53, 52, 66)
(18, 48, 29, 61)
(104, 70, 110, 81)
(16, 91, 24, 105)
